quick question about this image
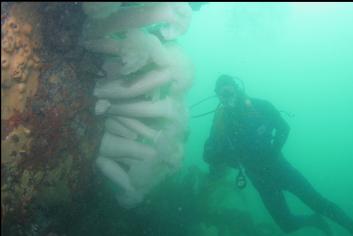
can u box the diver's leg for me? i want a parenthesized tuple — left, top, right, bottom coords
(285, 164, 353, 235)
(251, 176, 323, 234)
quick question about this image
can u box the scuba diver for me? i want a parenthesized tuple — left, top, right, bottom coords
(202, 74, 353, 235)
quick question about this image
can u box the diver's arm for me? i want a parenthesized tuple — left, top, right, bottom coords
(203, 136, 218, 164)
(203, 115, 227, 165)
(203, 127, 239, 167)
(203, 108, 223, 164)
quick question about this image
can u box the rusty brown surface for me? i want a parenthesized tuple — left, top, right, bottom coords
(1, 3, 104, 234)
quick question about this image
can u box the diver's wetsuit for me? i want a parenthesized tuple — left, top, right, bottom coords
(203, 98, 353, 235)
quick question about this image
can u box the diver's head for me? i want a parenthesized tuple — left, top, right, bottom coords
(215, 74, 245, 108)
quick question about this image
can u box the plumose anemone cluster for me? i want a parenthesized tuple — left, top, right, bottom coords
(82, 2, 194, 208)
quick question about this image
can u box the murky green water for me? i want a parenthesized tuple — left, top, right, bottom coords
(2, 2, 352, 236)
(180, 2, 353, 236)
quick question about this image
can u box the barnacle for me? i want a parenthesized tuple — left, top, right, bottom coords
(1, 16, 41, 120)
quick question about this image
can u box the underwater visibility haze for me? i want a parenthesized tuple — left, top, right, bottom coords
(1, 2, 353, 236)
